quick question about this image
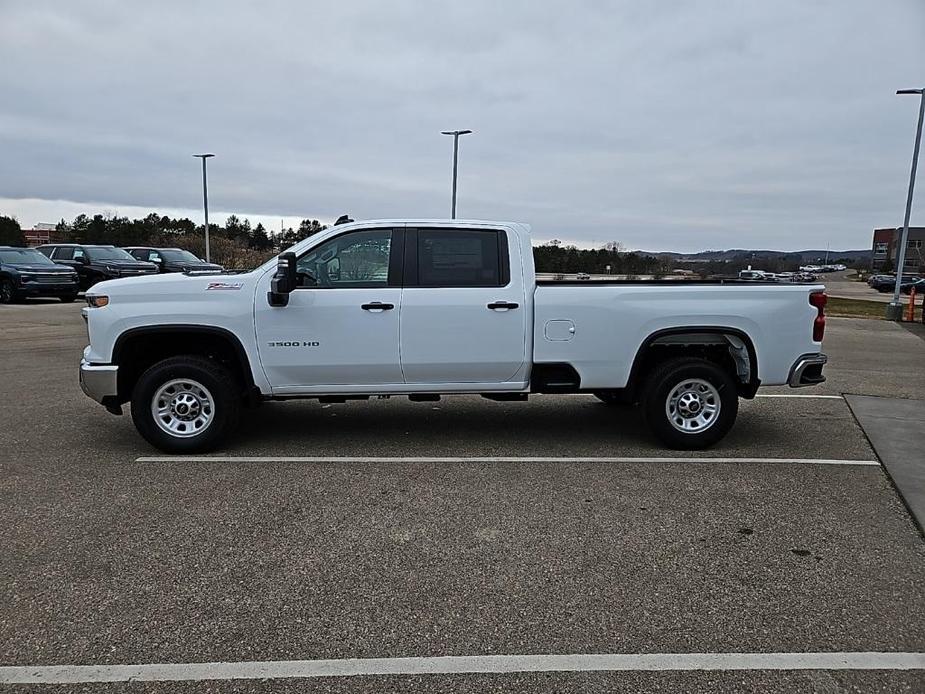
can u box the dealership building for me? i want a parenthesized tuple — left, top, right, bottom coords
(22, 223, 64, 247)
(871, 226, 925, 272)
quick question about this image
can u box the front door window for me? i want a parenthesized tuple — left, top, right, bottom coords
(296, 230, 393, 288)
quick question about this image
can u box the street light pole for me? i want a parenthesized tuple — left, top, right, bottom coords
(887, 88, 925, 320)
(193, 153, 215, 262)
(440, 130, 472, 219)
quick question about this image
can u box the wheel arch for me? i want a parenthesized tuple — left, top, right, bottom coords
(626, 326, 760, 400)
(111, 325, 257, 404)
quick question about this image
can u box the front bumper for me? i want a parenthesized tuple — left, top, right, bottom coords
(788, 353, 827, 387)
(79, 359, 119, 404)
(18, 281, 79, 297)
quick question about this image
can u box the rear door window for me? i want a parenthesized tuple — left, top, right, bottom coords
(414, 229, 507, 287)
(53, 247, 74, 261)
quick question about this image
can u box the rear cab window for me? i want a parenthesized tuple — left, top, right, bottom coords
(408, 229, 509, 287)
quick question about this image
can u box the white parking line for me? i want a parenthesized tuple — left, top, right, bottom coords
(135, 456, 880, 466)
(2, 652, 922, 684)
(755, 394, 844, 399)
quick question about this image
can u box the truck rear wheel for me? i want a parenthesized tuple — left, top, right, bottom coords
(131, 356, 241, 453)
(642, 357, 738, 449)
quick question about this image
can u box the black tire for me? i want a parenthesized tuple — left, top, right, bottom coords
(593, 391, 626, 406)
(131, 356, 241, 454)
(60, 294, 78, 303)
(642, 357, 738, 450)
(0, 279, 16, 304)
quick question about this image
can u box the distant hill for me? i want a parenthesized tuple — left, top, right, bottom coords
(634, 249, 871, 263)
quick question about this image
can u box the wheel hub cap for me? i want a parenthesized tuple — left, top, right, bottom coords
(151, 379, 215, 438)
(666, 378, 720, 433)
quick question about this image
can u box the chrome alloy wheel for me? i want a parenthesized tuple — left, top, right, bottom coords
(151, 378, 215, 438)
(665, 378, 721, 433)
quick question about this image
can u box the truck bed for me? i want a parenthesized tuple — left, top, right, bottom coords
(535, 278, 815, 286)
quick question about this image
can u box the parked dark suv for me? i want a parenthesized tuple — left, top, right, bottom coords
(36, 244, 158, 291)
(870, 274, 920, 292)
(0, 246, 80, 303)
(124, 247, 224, 274)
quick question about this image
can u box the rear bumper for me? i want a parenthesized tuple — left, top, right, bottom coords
(79, 359, 118, 404)
(788, 353, 827, 387)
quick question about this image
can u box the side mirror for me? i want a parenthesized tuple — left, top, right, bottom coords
(268, 251, 297, 307)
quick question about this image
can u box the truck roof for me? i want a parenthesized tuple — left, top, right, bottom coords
(324, 219, 531, 233)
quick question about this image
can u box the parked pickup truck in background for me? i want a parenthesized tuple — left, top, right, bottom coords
(124, 246, 225, 274)
(38, 243, 159, 291)
(0, 246, 80, 303)
(78, 219, 828, 453)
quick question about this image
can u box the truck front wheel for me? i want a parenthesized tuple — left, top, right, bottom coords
(642, 357, 738, 449)
(131, 356, 241, 453)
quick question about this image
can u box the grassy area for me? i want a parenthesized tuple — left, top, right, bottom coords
(827, 296, 914, 320)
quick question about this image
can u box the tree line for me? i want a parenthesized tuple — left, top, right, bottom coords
(1, 212, 330, 269)
(3, 213, 667, 274)
(533, 240, 664, 276)
(10, 212, 856, 276)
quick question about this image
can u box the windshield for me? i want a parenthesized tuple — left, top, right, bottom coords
(160, 249, 202, 263)
(0, 248, 57, 265)
(85, 246, 138, 261)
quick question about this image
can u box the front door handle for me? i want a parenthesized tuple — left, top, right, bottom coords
(487, 301, 519, 310)
(361, 301, 394, 311)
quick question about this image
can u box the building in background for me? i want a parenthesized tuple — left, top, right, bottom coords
(871, 227, 925, 272)
(23, 223, 63, 247)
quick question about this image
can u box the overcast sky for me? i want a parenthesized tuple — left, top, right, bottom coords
(1, 1, 923, 251)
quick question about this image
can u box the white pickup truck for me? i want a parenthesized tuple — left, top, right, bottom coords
(79, 219, 828, 453)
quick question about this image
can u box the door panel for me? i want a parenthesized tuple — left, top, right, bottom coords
(400, 228, 527, 384)
(255, 287, 403, 388)
(255, 228, 404, 390)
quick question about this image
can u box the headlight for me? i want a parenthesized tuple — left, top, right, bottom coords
(86, 295, 109, 308)
(19, 273, 34, 282)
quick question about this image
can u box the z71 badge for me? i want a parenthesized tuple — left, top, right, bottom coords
(206, 282, 243, 290)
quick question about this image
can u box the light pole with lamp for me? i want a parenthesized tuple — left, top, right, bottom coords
(887, 88, 925, 320)
(193, 153, 215, 262)
(440, 130, 472, 219)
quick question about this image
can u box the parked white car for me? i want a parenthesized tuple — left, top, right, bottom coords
(80, 219, 828, 453)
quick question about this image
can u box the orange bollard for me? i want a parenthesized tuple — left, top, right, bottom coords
(907, 286, 917, 322)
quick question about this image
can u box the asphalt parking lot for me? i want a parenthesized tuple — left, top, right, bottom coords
(1, 301, 924, 693)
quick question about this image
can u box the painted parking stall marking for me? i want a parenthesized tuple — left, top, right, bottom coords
(754, 394, 844, 399)
(2, 652, 923, 685)
(136, 455, 880, 466)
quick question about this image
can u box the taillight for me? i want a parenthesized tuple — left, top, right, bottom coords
(809, 291, 826, 342)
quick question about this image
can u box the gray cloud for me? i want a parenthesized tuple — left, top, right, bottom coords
(1, 0, 923, 251)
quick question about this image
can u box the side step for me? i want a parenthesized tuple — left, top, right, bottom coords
(318, 395, 371, 403)
(408, 394, 441, 402)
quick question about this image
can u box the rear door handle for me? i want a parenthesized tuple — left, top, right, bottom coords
(487, 301, 519, 310)
(361, 302, 394, 311)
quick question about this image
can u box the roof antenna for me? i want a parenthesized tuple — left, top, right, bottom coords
(334, 214, 353, 226)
